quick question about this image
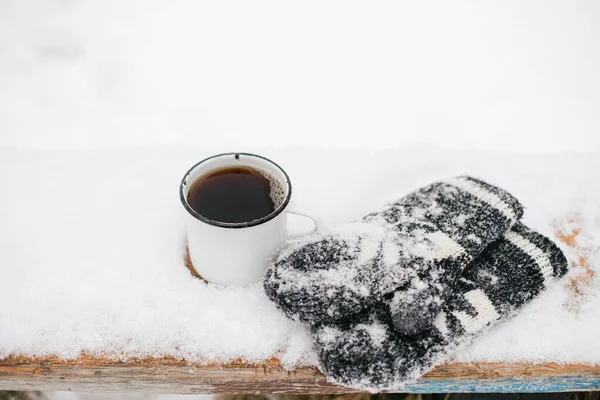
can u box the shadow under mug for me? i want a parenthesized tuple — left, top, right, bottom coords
(179, 152, 321, 286)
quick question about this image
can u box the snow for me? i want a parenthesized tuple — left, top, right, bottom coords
(0, 146, 599, 366)
(1, 1, 600, 154)
(0, 1, 598, 396)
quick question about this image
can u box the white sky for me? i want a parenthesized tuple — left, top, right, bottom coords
(1, 0, 599, 153)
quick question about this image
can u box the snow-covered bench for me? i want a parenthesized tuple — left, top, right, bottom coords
(1, 148, 598, 393)
(1, 215, 598, 394)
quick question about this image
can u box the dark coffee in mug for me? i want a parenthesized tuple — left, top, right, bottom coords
(187, 166, 285, 223)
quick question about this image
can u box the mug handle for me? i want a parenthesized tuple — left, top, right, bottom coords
(285, 201, 322, 238)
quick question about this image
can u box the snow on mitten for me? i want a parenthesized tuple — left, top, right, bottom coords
(264, 176, 523, 333)
(313, 223, 568, 391)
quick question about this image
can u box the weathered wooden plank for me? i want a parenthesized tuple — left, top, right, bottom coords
(0, 356, 599, 393)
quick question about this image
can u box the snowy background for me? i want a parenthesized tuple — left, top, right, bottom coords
(1, 0, 600, 398)
(1, 0, 599, 152)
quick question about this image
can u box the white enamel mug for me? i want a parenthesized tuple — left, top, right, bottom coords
(180, 153, 321, 286)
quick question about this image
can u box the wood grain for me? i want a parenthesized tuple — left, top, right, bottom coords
(1, 355, 599, 393)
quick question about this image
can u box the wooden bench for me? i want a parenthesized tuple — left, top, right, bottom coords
(1, 219, 597, 394)
(1, 355, 600, 394)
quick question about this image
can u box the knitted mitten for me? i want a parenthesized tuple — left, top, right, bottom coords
(313, 223, 568, 390)
(264, 176, 523, 334)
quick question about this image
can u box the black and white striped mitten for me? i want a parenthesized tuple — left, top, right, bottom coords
(313, 223, 568, 390)
(264, 176, 523, 334)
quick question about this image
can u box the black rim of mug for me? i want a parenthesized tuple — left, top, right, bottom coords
(179, 152, 293, 229)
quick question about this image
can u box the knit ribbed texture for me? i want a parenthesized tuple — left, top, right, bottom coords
(312, 223, 568, 391)
(264, 176, 524, 334)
